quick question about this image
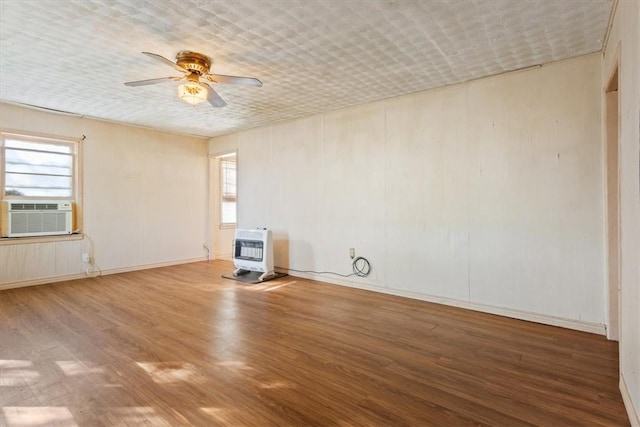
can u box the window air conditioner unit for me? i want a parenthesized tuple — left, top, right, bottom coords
(2, 201, 73, 237)
(233, 228, 275, 282)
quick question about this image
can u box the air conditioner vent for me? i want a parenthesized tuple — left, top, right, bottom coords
(11, 212, 69, 235)
(9, 203, 60, 211)
(3, 200, 74, 237)
(38, 203, 59, 210)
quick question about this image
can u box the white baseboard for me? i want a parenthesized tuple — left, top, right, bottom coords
(279, 270, 606, 335)
(0, 273, 88, 291)
(0, 257, 208, 291)
(621, 374, 640, 427)
(214, 252, 233, 261)
(101, 257, 208, 276)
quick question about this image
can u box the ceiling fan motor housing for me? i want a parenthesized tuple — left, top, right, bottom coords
(176, 51, 211, 74)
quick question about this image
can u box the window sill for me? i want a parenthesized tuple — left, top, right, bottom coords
(220, 224, 236, 230)
(0, 233, 84, 246)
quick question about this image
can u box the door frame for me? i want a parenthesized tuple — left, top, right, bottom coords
(604, 45, 621, 341)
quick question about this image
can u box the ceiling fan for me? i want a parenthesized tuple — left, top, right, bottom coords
(124, 51, 262, 107)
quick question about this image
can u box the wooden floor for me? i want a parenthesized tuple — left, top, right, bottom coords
(0, 261, 629, 426)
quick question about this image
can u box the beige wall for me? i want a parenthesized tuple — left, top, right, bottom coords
(210, 53, 605, 331)
(0, 104, 209, 287)
(603, 0, 640, 423)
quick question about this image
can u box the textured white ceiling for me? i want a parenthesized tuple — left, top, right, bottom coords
(0, 0, 612, 137)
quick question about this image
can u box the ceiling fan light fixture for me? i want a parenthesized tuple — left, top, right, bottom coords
(178, 81, 207, 105)
(124, 51, 261, 108)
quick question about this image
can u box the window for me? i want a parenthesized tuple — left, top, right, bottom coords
(1, 131, 82, 239)
(1, 133, 78, 199)
(220, 154, 236, 226)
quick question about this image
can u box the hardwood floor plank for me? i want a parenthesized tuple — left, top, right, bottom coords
(0, 260, 629, 426)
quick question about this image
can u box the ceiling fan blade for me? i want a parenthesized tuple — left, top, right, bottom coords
(203, 83, 227, 107)
(124, 76, 184, 87)
(205, 74, 263, 87)
(141, 51, 186, 73)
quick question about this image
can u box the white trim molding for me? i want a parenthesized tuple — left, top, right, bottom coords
(0, 257, 208, 291)
(279, 269, 607, 335)
(621, 374, 640, 427)
(0, 273, 87, 291)
(101, 257, 208, 277)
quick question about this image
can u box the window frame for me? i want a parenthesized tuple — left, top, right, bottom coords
(0, 129, 83, 241)
(219, 154, 237, 228)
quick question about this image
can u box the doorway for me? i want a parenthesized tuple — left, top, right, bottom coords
(605, 59, 620, 341)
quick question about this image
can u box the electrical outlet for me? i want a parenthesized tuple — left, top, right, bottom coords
(349, 248, 355, 259)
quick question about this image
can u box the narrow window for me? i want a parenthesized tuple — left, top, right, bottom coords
(220, 154, 236, 226)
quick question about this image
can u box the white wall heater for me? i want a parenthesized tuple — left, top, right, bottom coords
(3, 201, 73, 238)
(233, 228, 275, 282)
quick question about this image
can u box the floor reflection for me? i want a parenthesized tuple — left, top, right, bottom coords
(0, 360, 40, 387)
(136, 362, 206, 384)
(2, 407, 77, 427)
